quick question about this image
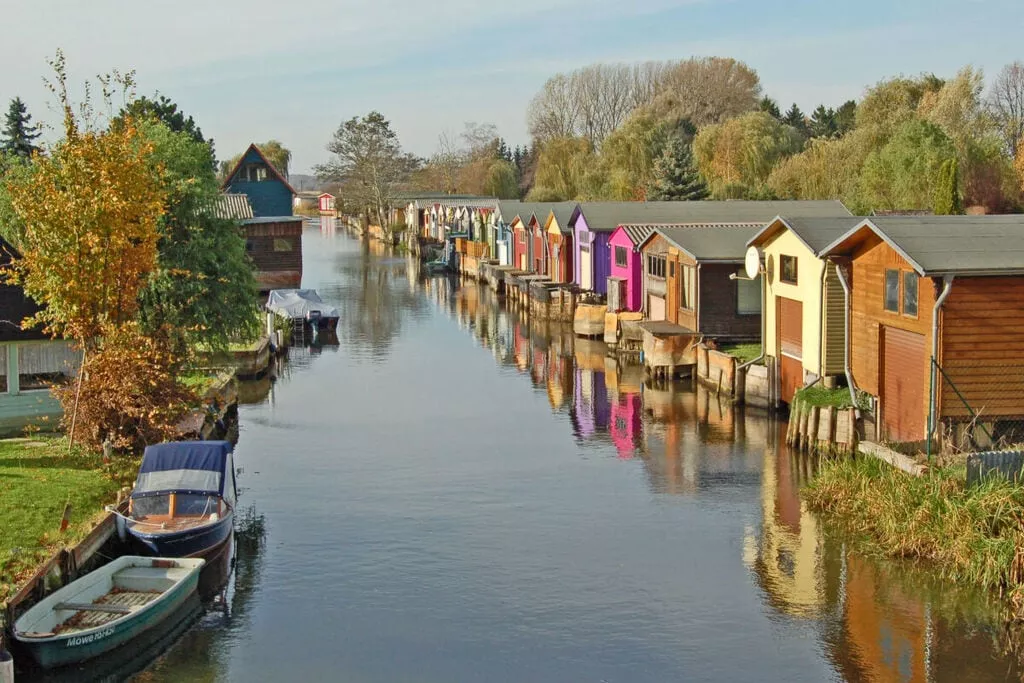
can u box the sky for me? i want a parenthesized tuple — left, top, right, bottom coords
(1, 0, 1022, 175)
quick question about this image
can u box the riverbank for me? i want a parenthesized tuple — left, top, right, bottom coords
(0, 437, 139, 605)
(804, 455, 1024, 614)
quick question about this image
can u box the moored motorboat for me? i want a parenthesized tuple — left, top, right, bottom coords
(12, 556, 204, 670)
(265, 289, 339, 331)
(111, 441, 237, 559)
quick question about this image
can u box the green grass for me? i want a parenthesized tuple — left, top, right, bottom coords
(0, 437, 139, 605)
(718, 343, 762, 364)
(179, 371, 217, 393)
(804, 455, 1024, 613)
(795, 385, 858, 409)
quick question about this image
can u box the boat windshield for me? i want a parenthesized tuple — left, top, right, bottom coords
(132, 493, 219, 519)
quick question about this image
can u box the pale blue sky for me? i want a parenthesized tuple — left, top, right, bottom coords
(1, 0, 1021, 174)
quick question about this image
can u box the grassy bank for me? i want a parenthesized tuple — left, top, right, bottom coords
(0, 437, 139, 605)
(804, 455, 1024, 610)
(718, 343, 761, 364)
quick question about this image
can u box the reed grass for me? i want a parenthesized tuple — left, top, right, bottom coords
(804, 455, 1024, 611)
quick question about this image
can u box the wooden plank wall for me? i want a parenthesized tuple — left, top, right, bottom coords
(941, 276, 1024, 419)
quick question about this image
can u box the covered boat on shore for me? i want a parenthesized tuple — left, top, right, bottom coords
(13, 556, 204, 669)
(266, 289, 339, 330)
(113, 441, 237, 559)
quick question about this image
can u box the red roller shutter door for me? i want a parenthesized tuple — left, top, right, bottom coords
(882, 327, 926, 442)
(778, 297, 803, 404)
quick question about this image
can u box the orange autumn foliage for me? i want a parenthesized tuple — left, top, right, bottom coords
(5, 117, 166, 343)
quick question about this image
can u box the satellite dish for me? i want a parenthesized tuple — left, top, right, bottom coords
(745, 246, 762, 280)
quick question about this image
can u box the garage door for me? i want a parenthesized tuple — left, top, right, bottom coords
(648, 295, 666, 321)
(778, 297, 803, 404)
(580, 247, 592, 290)
(882, 327, 926, 442)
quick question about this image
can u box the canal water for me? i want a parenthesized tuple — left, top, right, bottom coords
(136, 227, 1020, 682)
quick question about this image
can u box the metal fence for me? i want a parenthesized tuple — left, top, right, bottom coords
(928, 357, 1024, 459)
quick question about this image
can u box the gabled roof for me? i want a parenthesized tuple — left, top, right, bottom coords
(213, 193, 255, 221)
(503, 202, 573, 230)
(747, 215, 862, 254)
(221, 143, 297, 195)
(547, 203, 578, 233)
(638, 223, 764, 261)
(819, 215, 1024, 276)
(574, 200, 850, 233)
(615, 225, 656, 248)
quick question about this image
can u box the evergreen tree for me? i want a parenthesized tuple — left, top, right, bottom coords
(933, 158, 962, 215)
(495, 137, 512, 162)
(809, 105, 837, 138)
(646, 134, 709, 201)
(1, 97, 42, 159)
(758, 96, 781, 120)
(834, 100, 857, 135)
(783, 103, 808, 134)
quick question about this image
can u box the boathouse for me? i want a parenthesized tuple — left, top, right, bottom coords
(608, 225, 654, 312)
(215, 193, 302, 292)
(747, 216, 860, 405)
(544, 203, 578, 284)
(0, 238, 78, 435)
(636, 223, 764, 341)
(819, 215, 1024, 445)
(222, 143, 296, 218)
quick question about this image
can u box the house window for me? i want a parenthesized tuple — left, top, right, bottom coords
(903, 271, 919, 317)
(274, 239, 293, 252)
(245, 240, 255, 253)
(737, 278, 761, 315)
(615, 246, 628, 268)
(241, 163, 268, 182)
(669, 262, 675, 278)
(0, 346, 7, 393)
(884, 269, 900, 312)
(18, 342, 75, 392)
(780, 255, 798, 284)
(679, 264, 696, 311)
(647, 254, 666, 279)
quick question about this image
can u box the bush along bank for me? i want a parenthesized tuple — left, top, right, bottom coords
(803, 455, 1024, 613)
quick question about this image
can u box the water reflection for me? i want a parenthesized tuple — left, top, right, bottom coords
(435, 279, 1022, 682)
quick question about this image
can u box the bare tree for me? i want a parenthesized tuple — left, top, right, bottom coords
(989, 61, 1024, 158)
(651, 57, 762, 128)
(527, 74, 581, 142)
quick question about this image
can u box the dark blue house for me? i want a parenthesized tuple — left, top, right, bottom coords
(222, 143, 296, 218)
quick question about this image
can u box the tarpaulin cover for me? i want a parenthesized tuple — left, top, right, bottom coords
(133, 441, 233, 499)
(266, 289, 339, 319)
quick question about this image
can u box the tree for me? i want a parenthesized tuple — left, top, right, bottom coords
(134, 119, 259, 356)
(650, 57, 761, 128)
(316, 112, 419, 226)
(693, 111, 803, 198)
(1, 98, 41, 159)
(933, 158, 963, 215)
(646, 133, 709, 201)
(809, 105, 837, 138)
(989, 62, 1024, 158)
(526, 137, 594, 201)
(483, 160, 519, 199)
(223, 140, 292, 180)
(766, 130, 874, 206)
(856, 75, 944, 146)
(857, 119, 956, 212)
(783, 104, 808, 134)
(120, 95, 214, 162)
(834, 100, 857, 135)
(759, 96, 781, 119)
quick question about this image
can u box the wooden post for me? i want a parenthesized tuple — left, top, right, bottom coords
(808, 407, 820, 453)
(827, 407, 837, 451)
(60, 502, 72, 533)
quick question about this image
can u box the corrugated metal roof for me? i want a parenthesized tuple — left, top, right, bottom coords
(822, 215, 1024, 275)
(576, 200, 849, 233)
(619, 225, 655, 247)
(435, 197, 499, 210)
(241, 216, 304, 225)
(214, 193, 254, 220)
(647, 223, 764, 260)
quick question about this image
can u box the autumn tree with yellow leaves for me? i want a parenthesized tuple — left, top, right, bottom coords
(4, 54, 194, 449)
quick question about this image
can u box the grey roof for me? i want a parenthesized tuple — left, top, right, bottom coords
(214, 193, 254, 220)
(550, 203, 578, 232)
(500, 202, 576, 227)
(748, 216, 863, 253)
(435, 197, 499, 210)
(646, 223, 764, 261)
(575, 200, 850, 233)
(241, 216, 304, 225)
(820, 215, 1024, 276)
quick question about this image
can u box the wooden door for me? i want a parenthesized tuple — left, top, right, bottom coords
(648, 295, 666, 321)
(882, 327, 926, 442)
(778, 297, 803, 404)
(581, 248, 592, 290)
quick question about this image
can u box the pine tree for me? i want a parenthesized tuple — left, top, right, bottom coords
(809, 105, 837, 138)
(933, 158, 962, 215)
(834, 100, 857, 136)
(1, 97, 42, 159)
(783, 103, 808, 134)
(759, 96, 781, 120)
(646, 134, 709, 201)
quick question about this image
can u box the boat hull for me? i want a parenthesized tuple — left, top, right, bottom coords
(14, 558, 203, 670)
(128, 512, 234, 559)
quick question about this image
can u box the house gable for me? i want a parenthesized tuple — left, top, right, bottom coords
(222, 144, 296, 218)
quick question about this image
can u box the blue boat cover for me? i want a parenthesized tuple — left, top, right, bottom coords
(133, 441, 233, 499)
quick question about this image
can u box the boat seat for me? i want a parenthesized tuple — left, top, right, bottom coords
(113, 567, 177, 581)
